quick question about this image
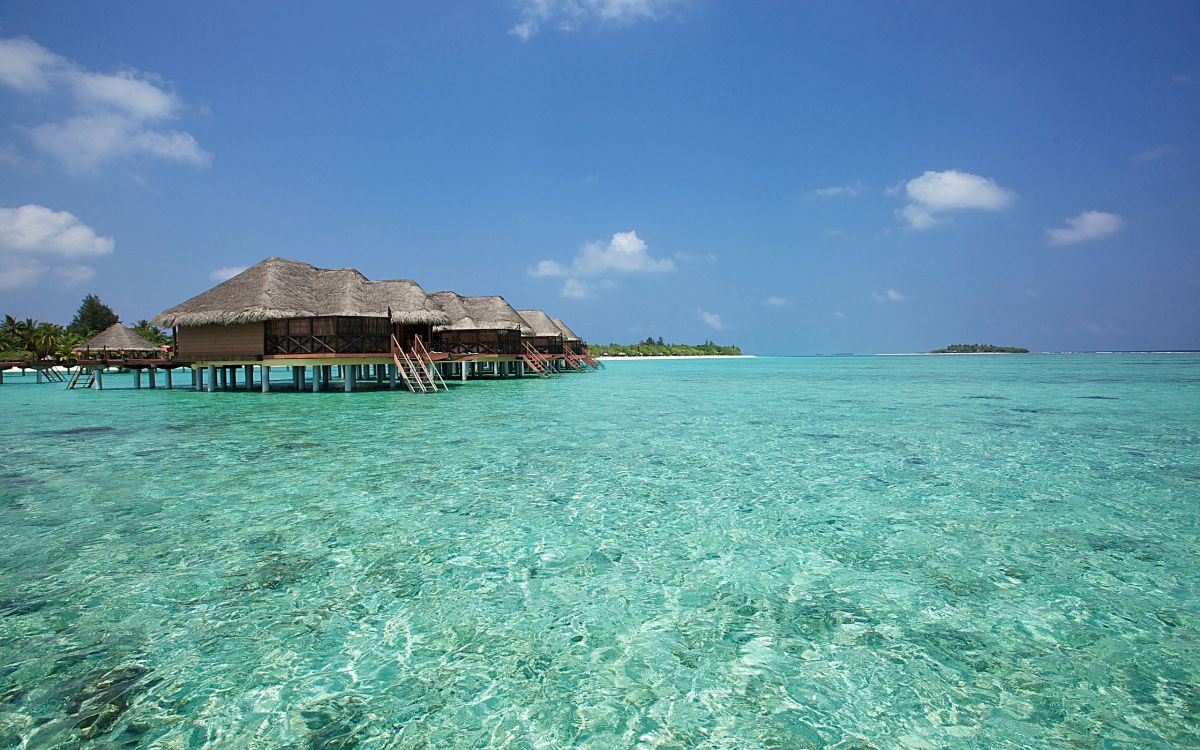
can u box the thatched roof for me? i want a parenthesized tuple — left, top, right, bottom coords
(81, 323, 159, 352)
(430, 292, 533, 334)
(516, 309, 565, 338)
(551, 317, 582, 343)
(152, 257, 450, 327)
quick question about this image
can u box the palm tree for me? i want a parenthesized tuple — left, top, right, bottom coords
(31, 322, 65, 360)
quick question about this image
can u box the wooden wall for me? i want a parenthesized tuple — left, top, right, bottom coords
(178, 322, 264, 358)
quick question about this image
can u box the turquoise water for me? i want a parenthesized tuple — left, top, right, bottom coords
(0, 355, 1197, 749)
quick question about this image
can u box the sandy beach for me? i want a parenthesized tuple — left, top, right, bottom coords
(594, 355, 756, 361)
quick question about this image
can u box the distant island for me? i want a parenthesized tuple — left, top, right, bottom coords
(591, 338, 742, 357)
(930, 344, 1030, 354)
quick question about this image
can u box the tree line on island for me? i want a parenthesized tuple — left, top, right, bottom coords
(929, 344, 1029, 353)
(590, 338, 742, 357)
(1, 295, 167, 362)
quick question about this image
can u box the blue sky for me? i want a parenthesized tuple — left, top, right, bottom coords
(1, 1, 1197, 353)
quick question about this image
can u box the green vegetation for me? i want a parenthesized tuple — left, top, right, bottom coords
(930, 344, 1029, 354)
(590, 337, 742, 357)
(2, 315, 88, 361)
(2, 295, 154, 362)
(68, 294, 119, 337)
(132, 320, 169, 347)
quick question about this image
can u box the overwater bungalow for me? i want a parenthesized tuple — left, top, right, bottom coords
(516, 309, 565, 355)
(429, 292, 557, 378)
(79, 323, 161, 358)
(430, 292, 529, 356)
(551, 317, 600, 369)
(67, 323, 171, 389)
(137, 256, 597, 393)
(152, 257, 450, 391)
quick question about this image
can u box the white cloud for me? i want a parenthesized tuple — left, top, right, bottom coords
(0, 36, 210, 171)
(511, 0, 688, 39)
(812, 182, 861, 198)
(0, 36, 60, 91)
(1131, 146, 1176, 163)
(0, 258, 46, 289)
(872, 289, 907, 303)
(210, 265, 248, 282)
(697, 308, 727, 331)
(56, 264, 96, 285)
(0, 204, 114, 257)
(531, 230, 674, 297)
(561, 278, 593, 298)
(765, 296, 788, 306)
(528, 259, 567, 278)
(574, 231, 675, 275)
(1045, 211, 1122, 246)
(896, 170, 1015, 230)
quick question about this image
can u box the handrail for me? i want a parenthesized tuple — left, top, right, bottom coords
(414, 335, 447, 391)
(521, 342, 553, 377)
(390, 334, 417, 392)
(399, 347, 427, 393)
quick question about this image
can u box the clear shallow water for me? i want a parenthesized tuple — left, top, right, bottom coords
(0, 355, 1197, 749)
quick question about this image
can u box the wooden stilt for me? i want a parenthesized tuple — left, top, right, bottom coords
(134, 369, 142, 389)
(207, 365, 217, 392)
(261, 365, 270, 392)
(96, 369, 104, 390)
(389, 364, 397, 389)
(148, 368, 157, 389)
(165, 368, 173, 389)
(345, 364, 356, 392)
(245, 364, 254, 389)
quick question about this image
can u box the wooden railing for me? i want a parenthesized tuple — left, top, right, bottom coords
(414, 336, 447, 391)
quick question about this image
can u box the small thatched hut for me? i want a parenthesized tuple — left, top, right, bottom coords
(153, 257, 448, 359)
(79, 324, 160, 357)
(551, 318, 583, 351)
(516, 309, 565, 355)
(430, 292, 532, 356)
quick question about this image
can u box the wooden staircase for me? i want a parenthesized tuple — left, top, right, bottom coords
(561, 346, 587, 371)
(66, 367, 94, 389)
(391, 335, 446, 393)
(580, 348, 604, 369)
(521, 342, 553, 378)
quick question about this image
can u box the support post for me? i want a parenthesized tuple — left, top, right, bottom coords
(0, 369, 4, 385)
(313, 365, 322, 392)
(96, 369, 103, 390)
(36, 369, 42, 384)
(261, 365, 270, 393)
(165, 368, 173, 389)
(149, 368, 157, 389)
(376, 366, 384, 386)
(345, 364, 356, 392)
(389, 364, 397, 389)
(207, 365, 216, 392)
(518, 360, 525, 377)
(134, 369, 142, 389)
(245, 364, 254, 390)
